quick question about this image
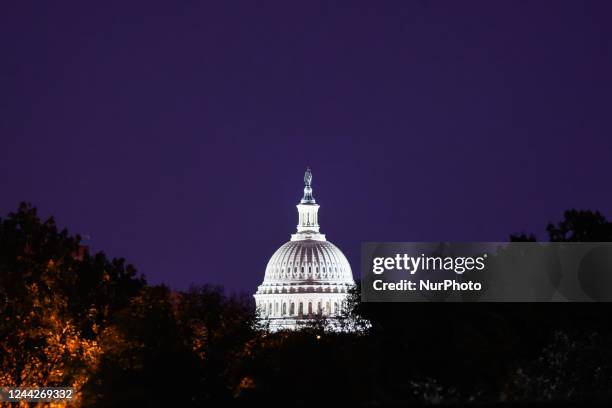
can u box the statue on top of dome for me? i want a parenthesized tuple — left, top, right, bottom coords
(304, 167, 312, 187)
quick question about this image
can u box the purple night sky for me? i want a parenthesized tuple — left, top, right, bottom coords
(1, 2, 611, 294)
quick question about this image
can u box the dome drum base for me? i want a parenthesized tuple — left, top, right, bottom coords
(254, 292, 350, 330)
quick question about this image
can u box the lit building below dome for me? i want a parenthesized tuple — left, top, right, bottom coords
(254, 168, 354, 331)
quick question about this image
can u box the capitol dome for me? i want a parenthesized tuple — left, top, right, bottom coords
(254, 168, 354, 331)
(259, 240, 353, 292)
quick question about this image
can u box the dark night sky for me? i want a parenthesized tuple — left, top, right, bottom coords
(1, 1, 611, 293)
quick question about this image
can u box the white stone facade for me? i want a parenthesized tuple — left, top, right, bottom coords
(254, 168, 354, 331)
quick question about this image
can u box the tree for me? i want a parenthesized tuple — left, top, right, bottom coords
(0, 203, 145, 405)
(83, 285, 260, 406)
(511, 209, 612, 242)
(547, 210, 612, 242)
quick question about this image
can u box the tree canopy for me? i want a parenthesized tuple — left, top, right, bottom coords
(2, 203, 612, 406)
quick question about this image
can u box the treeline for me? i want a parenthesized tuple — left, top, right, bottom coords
(2, 203, 612, 406)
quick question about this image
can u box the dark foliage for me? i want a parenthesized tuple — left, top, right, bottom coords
(2, 204, 612, 406)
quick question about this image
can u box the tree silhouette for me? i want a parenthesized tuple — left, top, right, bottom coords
(547, 210, 612, 242)
(0, 203, 145, 405)
(4, 203, 612, 407)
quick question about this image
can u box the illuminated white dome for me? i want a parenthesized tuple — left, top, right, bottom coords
(259, 239, 353, 292)
(254, 168, 354, 331)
